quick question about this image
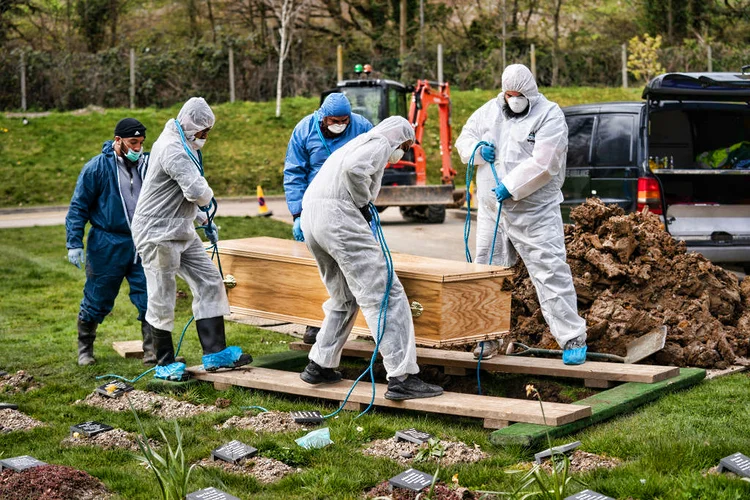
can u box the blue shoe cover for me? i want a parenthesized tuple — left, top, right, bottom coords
(154, 362, 187, 380)
(202, 346, 243, 370)
(295, 427, 333, 449)
(562, 345, 587, 365)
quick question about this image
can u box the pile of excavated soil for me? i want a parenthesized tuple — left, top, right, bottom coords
(535, 450, 622, 474)
(0, 409, 44, 433)
(366, 481, 483, 500)
(196, 457, 298, 483)
(75, 390, 217, 419)
(216, 411, 305, 433)
(0, 465, 112, 500)
(61, 428, 160, 452)
(0, 371, 40, 394)
(362, 438, 487, 466)
(507, 198, 750, 369)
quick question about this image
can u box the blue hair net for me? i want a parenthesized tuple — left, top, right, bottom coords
(319, 93, 351, 118)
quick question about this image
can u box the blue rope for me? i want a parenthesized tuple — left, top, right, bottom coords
(324, 202, 394, 420)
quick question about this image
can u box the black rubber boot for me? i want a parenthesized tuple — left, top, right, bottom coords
(384, 375, 443, 401)
(77, 318, 98, 366)
(151, 326, 176, 366)
(196, 316, 252, 371)
(303, 326, 320, 345)
(300, 361, 342, 385)
(141, 321, 157, 366)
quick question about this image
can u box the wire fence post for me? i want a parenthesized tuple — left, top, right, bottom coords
(437, 43, 444, 85)
(621, 43, 628, 89)
(228, 46, 236, 103)
(20, 51, 27, 111)
(337, 44, 343, 82)
(707, 44, 712, 72)
(530, 43, 536, 80)
(129, 48, 135, 109)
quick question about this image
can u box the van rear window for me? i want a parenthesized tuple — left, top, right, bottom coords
(593, 114, 634, 166)
(565, 115, 594, 167)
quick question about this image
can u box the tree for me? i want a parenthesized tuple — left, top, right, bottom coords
(627, 33, 665, 83)
(264, 0, 309, 117)
(0, 0, 35, 43)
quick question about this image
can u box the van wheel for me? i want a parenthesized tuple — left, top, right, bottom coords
(398, 205, 446, 224)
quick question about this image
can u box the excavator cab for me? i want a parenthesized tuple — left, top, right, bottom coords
(320, 67, 455, 223)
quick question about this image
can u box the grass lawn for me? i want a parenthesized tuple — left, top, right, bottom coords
(1, 218, 749, 499)
(0, 87, 642, 208)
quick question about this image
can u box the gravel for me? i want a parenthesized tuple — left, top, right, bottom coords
(216, 411, 305, 433)
(196, 456, 298, 483)
(362, 438, 488, 466)
(75, 390, 217, 419)
(0, 409, 44, 433)
(61, 428, 160, 452)
(0, 465, 112, 500)
(0, 371, 40, 394)
(536, 450, 622, 474)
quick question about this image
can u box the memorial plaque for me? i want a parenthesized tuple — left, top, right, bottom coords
(291, 410, 324, 424)
(211, 440, 257, 464)
(0, 455, 47, 472)
(95, 380, 134, 399)
(70, 421, 114, 438)
(186, 487, 240, 500)
(0, 403, 18, 410)
(564, 491, 615, 500)
(535, 441, 582, 464)
(0, 371, 7, 377)
(389, 468, 434, 491)
(395, 428, 432, 445)
(718, 452, 750, 478)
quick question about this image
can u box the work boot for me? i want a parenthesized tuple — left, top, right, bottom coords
(77, 318, 98, 366)
(384, 374, 443, 401)
(300, 360, 342, 385)
(196, 316, 252, 370)
(141, 321, 157, 366)
(303, 326, 319, 345)
(151, 325, 176, 366)
(473, 339, 502, 360)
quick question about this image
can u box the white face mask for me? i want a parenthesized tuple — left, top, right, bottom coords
(388, 148, 405, 164)
(507, 95, 529, 114)
(192, 138, 206, 150)
(327, 123, 348, 135)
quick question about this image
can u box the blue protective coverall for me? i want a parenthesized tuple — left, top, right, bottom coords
(283, 95, 373, 217)
(65, 140, 148, 324)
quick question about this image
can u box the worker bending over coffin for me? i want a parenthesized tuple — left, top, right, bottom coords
(299, 116, 443, 401)
(455, 64, 587, 365)
(131, 97, 251, 380)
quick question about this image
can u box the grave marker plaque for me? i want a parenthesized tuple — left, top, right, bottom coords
(718, 452, 750, 478)
(211, 440, 258, 464)
(535, 441, 582, 464)
(186, 487, 240, 500)
(0, 455, 47, 472)
(395, 428, 432, 445)
(564, 491, 614, 500)
(0, 371, 7, 377)
(0, 403, 18, 410)
(70, 421, 114, 438)
(95, 380, 134, 399)
(389, 468, 434, 491)
(291, 410, 324, 424)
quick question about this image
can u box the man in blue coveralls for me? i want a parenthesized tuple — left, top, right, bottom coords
(66, 118, 155, 367)
(284, 92, 373, 345)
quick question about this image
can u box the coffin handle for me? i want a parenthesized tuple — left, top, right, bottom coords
(410, 301, 424, 318)
(223, 274, 237, 289)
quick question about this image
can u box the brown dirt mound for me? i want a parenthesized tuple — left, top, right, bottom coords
(366, 481, 483, 500)
(216, 411, 305, 433)
(362, 438, 487, 466)
(507, 198, 750, 369)
(535, 450, 622, 474)
(0, 409, 44, 433)
(75, 390, 217, 419)
(197, 456, 298, 484)
(0, 371, 40, 394)
(0, 464, 112, 500)
(61, 428, 160, 452)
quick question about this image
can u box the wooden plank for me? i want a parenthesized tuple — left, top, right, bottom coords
(112, 340, 143, 359)
(289, 341, 681, 384)
(187, 366, 592, 427)
(218, 237, 512, 282)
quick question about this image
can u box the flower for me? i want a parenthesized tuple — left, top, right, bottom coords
(525, 384, 537, 398)
(451, 473, 459, 487)
(356, 426, 364, 433)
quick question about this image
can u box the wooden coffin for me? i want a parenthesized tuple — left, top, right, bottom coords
(216, 237, 512, 347)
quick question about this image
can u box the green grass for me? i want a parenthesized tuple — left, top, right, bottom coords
(0, 87, 642, 208)
(1, 219, 749, 499)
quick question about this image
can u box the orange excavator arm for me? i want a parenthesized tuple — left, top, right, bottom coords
(407, 80, 457, 185)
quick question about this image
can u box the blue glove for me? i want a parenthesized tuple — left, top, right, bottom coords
(203, 346, 244, 370)
(480, 144, 495, 163)
(293, 217, 304, 242)
(154, 362, 187, 380)
(562, 345, 587, 365)
(493, 182, 512, 203)
(67, 248, 84, 269)
(204, 222, 219, 244)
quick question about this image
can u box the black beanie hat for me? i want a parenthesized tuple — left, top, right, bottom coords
(114, 118, 146, 139)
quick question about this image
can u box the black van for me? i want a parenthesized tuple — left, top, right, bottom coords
(561, 71, 750, 268)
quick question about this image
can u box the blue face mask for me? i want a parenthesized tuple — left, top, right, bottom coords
(123, 145, 141, 162)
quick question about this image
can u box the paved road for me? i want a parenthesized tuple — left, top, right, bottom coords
(0, 197, 476, 262)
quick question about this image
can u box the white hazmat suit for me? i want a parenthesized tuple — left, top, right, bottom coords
(131, 97, 229, 333)
(455, 64, 586, 349)
(301, 116, 419, 379)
